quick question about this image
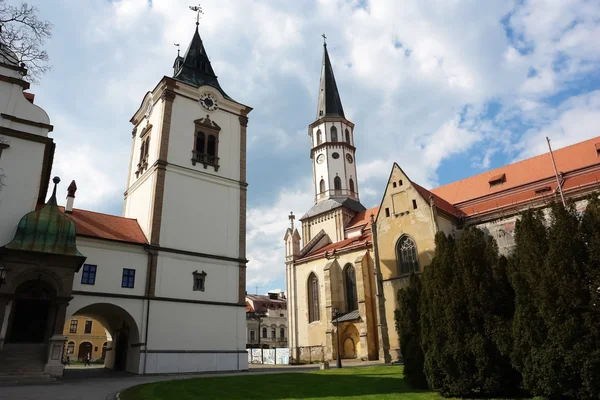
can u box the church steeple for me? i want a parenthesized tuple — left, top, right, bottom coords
(173, 26, 231, 100)
(316, 42, 345, 120)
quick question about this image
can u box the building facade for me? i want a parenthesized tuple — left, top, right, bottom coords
(63, 316, 108, 362)
(0, 21, 251, 378)
(245, 292, 288, 349)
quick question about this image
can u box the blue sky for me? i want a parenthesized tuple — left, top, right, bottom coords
(25, 0, 600, 293)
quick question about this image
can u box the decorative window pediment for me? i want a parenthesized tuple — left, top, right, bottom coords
(192, 115, 221, 171)
(193, 270, 207, 291)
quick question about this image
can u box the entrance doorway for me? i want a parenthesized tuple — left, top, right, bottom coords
(113, 324, 129, 371)
(9, 281, 54, 343)
(78, 342, 93, 361)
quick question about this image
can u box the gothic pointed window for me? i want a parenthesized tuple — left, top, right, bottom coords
(308, 273, 320, 322)
(345, 264, 358, 312)
(345, 129, 350, 144)
(349, 178, 355, 193)
(317, 129, 322, 145)
(334, 176, 342, 191)
(319, 179, 326, 193)
(207, 134, 217, 157)
(396, 236, 419, 275)
(195, 132, 205, 154)
(330, 126, 338, 142)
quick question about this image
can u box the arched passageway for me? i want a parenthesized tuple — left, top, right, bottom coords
(67, 303, 141, 373)
(78, 342, 92, 361)
(7, 280, 56, 344)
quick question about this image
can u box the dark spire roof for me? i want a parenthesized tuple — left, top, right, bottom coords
(316, 43, 345, 119)
(173, 26, 232, 100)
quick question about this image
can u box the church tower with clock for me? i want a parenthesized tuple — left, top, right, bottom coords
(299, 40, 365, 245)
(123, 15, 252, 371)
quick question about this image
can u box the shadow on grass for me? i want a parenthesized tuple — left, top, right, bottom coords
(121, 366, 437, 400)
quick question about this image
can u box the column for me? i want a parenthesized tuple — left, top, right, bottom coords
(44, 298, 69, 376)
(0, 299, 12, 350)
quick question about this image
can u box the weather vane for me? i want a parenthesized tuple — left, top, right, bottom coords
(189, 4, 203, 26)
(174, 43, 180, 57)
(322, 33, 327, 45)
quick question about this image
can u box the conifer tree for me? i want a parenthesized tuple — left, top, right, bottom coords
(396, 272, 427, 388)
(420, 232, 454, 392)
(509, 208, 549, 395)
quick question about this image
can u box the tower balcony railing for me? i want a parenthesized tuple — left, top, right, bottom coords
(191, 151, 220, 171)
(315, 189, 358, 202)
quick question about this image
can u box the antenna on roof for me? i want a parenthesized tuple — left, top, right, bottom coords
(254, 285, 261, 295)
(546, 137, 566, 207)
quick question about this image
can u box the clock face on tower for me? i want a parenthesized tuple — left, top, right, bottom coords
(316, 154, 325, 164)
(346, 154, 354, 163)
(199, 93, 219, 111)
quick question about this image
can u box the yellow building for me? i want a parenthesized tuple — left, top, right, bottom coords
(62, 316, 108, 362)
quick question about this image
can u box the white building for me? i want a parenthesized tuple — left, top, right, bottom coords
(246, 292, 288, 349)
(0, 21, 251, 379)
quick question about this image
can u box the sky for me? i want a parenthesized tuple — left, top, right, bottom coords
(21, 0, 600, 294)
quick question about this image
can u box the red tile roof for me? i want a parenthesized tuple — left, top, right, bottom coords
(59, 207, 147, 244)
(412, 182, 464, 217)
(299, 206, 378, 260)
(431, 136, 600, 205)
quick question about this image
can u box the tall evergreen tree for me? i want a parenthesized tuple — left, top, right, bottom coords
(396, 272, 427, 388)
(508, 208, 549, 396)
(421, 232, 455, 393)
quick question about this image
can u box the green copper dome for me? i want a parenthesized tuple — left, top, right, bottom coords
(4, 177, 83, 257)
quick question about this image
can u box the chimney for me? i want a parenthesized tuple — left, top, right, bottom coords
(65, 180, 77, 213)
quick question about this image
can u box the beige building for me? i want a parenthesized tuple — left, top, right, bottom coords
(63, 316, 108, 362)
(245, 292, 287, 349)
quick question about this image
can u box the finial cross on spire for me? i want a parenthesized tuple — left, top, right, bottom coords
(189, 4, 203, 26)
(321, 33, 327, 45)
(289, 211, 295, 230)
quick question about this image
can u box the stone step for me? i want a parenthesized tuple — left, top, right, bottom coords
(0, 376, 57, 387)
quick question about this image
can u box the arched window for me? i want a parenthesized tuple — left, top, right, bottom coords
(319, 179, 326, 193)
(308, 273, 320, 322)
(330, 126, 338, 142)
(345, 129, 350, 144)
(262, 327, 267, 338)
(334, 176, 342, 190)
(345, 264, 358, 312)
(67, 341, 75, 354)
(196, 132, 205, 154)
(396, 236, 419, 275)
(280, 327, 285, 338)
(317, 129, 322, 145)
(349, 178, 355, 193)
(271, 328, 276, 339)
(207, 134, 217, 157)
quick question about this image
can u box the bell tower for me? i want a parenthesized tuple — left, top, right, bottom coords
(309, 38, 359, 204)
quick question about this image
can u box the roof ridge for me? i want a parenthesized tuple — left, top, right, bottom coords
(59, 206, 139, 221)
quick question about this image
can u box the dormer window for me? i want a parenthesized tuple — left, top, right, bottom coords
(595, 143, 600, 156)
(535, 186, 552, 195)
(489, 173, 506, 187)
(192, 115, 221, 172)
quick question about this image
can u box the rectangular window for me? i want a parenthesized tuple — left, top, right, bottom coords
(250, 330, 256, 341)
(392, 182, 397, 188)
(412, 199, 417, 209)
(81, 264, 97, 285)
(84, 320, 93, 334)
(399, 180, 403, 186)
(122, 268, 136, 288)
(69, 320, 78, 334)
(385, 207, 390, 217)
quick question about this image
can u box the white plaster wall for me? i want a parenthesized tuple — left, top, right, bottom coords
(167, 89, 241, 182)
(128, 97, 164, 185)
(146, 301, 246, 350)
(123, 172, 154, 240)
(314, 147, 329, 193)
(0, 136, 46, 247)
(72, 238, 148, 297)
(160, 167, 239, 257)
(154, 251, 239, 303)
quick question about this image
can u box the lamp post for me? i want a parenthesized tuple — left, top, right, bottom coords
(0, 263, 8, 289)
(333, 307, 342, 368)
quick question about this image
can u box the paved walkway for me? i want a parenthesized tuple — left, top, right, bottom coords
(0, 361, 383, 400)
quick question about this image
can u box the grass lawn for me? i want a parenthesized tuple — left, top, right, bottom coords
(120, 365, 450, 400)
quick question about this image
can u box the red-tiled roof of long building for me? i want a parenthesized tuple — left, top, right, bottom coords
(430, 136, 600, 206)
(35, 205, 148, 244)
